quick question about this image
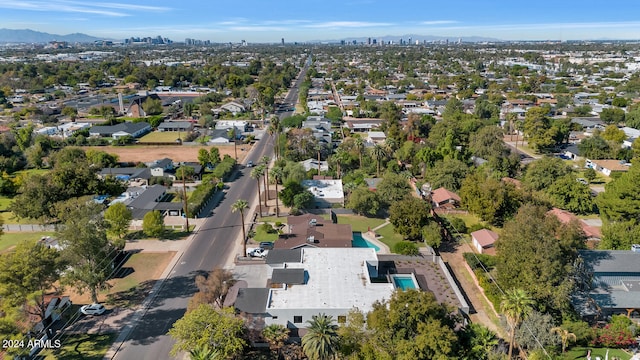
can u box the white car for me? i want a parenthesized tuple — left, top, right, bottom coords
(80, 303, 106, 316)
(246, 247, 268, 258)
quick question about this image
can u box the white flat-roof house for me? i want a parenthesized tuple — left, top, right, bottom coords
(302, 179, 344, 208)
(235, 248, 395, 329)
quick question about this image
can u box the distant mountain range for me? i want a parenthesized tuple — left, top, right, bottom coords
(0, 29, 104, 43)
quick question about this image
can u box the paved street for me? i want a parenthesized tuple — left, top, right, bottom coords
(108, 57, 310, 360)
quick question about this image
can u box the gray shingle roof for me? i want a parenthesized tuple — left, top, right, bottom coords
(265, 249, 302, 265)
(271, 268, 306, 285)
(235, 288, 269, 314)
(579, 250, 640, 273)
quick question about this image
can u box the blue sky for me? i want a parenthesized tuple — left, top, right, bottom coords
(2, 0, 640, 42)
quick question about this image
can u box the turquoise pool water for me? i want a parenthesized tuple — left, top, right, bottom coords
(352, 232, 380, 252)
(392, 275, 418, 290)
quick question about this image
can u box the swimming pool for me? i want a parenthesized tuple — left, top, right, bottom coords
(352, 232, 380, 252)
(391, 274, 419, 290)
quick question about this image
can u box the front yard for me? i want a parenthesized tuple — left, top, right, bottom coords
(40, 333, 117, 360)
(0, 231, 56, 252)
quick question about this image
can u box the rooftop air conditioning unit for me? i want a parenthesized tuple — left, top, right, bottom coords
(309, 219, 317, 226)
(307, 236, 315, 243)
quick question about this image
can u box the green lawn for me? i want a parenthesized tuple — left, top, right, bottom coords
(253, 223, 279, 242)
(374, 223, 405, 251)
(0, 196, 40, 224)
(40, 333, 117, 360)
(336, 214, 386, 233)
(0, 232, 55, 252)
(138, 131, 187, 143)
(562, 347, 631, 360)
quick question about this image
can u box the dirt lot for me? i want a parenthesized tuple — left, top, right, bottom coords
(83, 144, 249, 163)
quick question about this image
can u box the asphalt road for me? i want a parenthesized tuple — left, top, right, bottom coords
(112, 54, 311, 360)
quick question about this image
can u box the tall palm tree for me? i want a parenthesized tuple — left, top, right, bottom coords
(270, 167, 283, 217)
(260, 156, 271, 201)
(468, 323, 499, 360)
(262, 324, 289, 358)
(500, 289, 535, 359)
(332, 148, 349, 179)
(302, 313, 340, 360)
(231, 199, 249, 256)
(551, 327, 576, 353)
(250, 167, 264, 217)
(370, 144, 387, 178)
(353, 137, 364, 169)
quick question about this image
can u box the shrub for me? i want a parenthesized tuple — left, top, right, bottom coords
(445, 216, 467, 234)
(393, 241, 419, 255)
(467, 223, 490, 233)
(259, 223, 277, 234)
(211, 155, 237, 180)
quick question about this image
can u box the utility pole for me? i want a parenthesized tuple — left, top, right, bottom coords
(182, 166, 189, 231)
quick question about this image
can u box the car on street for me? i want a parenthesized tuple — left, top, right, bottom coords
(80, 303, 106, 316)
(246, 161, 253, 167)
(259, 241, 274, 250)
(246, 247, 268, 258)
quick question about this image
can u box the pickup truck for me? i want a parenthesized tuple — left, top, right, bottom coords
(246, 247, 268, 258)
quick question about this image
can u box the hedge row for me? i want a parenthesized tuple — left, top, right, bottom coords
(188, 181, 217, 217)
(211, 155, 237, 180)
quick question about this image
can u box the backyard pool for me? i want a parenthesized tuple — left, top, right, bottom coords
(391, 274, 419, 290)
(352, 232, 380, 252)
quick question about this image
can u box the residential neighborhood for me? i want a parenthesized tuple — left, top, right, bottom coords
(1, 34, 640, 360)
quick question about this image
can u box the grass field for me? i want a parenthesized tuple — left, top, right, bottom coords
(138, 131, 187, 143)
(336, 214, 386, 233)
(253, 223, 279, 242)
(40, 333, 117, 360)
(375, 223, 405, 251)
(0, 231, 56, 252)
(562, 347, 631, 360)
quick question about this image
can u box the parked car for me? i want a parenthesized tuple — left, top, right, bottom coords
(246, 247, 268, 258)
(80, 303, 106, 316)
(259, 242, 274, 250)
(246, 161, 254, 168)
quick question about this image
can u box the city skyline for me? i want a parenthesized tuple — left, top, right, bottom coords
(1, 0, 640, 43)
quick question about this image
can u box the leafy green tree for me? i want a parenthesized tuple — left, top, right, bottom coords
(279, 180, 304, 207)
(86, 149, 118, 168)
(57, 199, 113, 303)
(325, 106, 343, 122)
(600, 107, 625, 124)
(599, 220, 640, 250)
(389, 197, 431, 240)
(293, 191, 314, 209)
(364, 290, 460, 359)
(143, 210, 165, 238)
(104, 202, 132, 242)
(422, 222, 443, 249)
(460, 171, 521, 226)
(424, 158, 470, 192)
(546, 174, 595, 214)
(262, 324, 289, 358)
(142, 97, 163, 115)
(347, 187, 381, 217)
(522, 157, 573, 191)
(577, 135, 612, 159)
(198, 148, 211, 167)
(393, 241, 420, 255)
(584, 167, 597, 183)
(10, 174, 62, 221)
(601, 125, 627, 144)
(337, 309, 366, 357)
(376, 172, 411, 206)
(0, 240, 63, 321)
(175, 166, 195, 181)
(596, 160, 640, 223)
(14, 123, 34, 152)
(302, 314, 340, 360)
(232, 199, 249, 255)
(168, 305, 246, 358)
(496, 205, 585, 313)
(500, 289, 535, 360)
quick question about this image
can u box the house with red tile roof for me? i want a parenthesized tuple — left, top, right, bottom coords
(430, 187, 461, 209)
(547, 208, 601, 240)
(471, 229, 499, 254)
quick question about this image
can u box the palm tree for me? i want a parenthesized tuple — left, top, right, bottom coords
(260, 156, 271, 201)
(353, 137, 364, 169)
(302, 313, 340, 360)
(500, 289, 535, 359)
(370, 144, 387, 178)
(231, 199, 249, 256)
(332, 148, 348, 179)
(468, 323, 499, 359)
(262, 324, 289, 358)
(270, 167, 283, 217)
(250, 167, 264, 217)
(551, 327, 576, 353)
(189, 344, 222, 360)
